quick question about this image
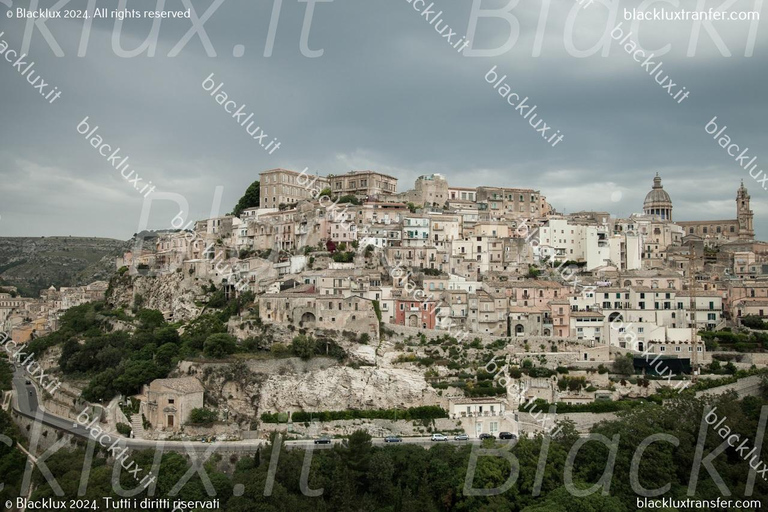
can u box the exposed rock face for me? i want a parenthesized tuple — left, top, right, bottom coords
(108, 272, 202, 322)
(258, 366, 440, 412)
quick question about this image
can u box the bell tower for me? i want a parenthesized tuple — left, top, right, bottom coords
(737, 181, 754, 240)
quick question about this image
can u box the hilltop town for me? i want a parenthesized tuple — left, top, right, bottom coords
(3, 169, 767, 442)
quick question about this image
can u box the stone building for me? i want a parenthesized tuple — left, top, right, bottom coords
(398, 174, 450, 207)
(142, 377, 205, 431)
(643, 174, 674, 220)
(328, 170, 398, 199)
(260, 168, 329, 209)
(644, 175, 754, 241)
(256, 293, 379, 338)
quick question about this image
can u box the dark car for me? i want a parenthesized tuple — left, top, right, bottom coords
(314, 437, 332, 444)
(25, 380, 31, 385)
(479, 433, 496, 440)
(384, 436, 402, 443)
(499, 432, 516, 440)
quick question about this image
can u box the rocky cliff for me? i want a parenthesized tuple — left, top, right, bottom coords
(257, 365, 440, 412)
(107, 272, 204, 322)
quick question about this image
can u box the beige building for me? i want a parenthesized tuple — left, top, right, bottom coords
(142, 377, 205, 431)
(329, 170, 398, 199)
(399, 174, 450, 207)
(645, 175, 754, 241)
(476, 186, 543, 219)
(260, 168, 329, 209)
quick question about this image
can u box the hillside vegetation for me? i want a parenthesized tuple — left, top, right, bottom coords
(0, 236, 129, 296)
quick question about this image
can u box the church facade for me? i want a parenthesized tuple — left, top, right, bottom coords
(643, 175, 754, 241)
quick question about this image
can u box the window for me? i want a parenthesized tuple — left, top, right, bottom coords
(660, 346, 666, 352)
(168, 399, 175, 404)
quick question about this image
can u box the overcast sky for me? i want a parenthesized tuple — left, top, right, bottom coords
(0, 0, 765, 240)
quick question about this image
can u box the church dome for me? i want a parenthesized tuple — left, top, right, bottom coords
(643, 174, 673, 220)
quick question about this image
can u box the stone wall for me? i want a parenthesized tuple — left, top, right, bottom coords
(260, 417, 465, 439)
(518, 411, 618, 434)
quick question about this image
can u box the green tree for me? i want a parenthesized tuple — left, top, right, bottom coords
(188, 408, 218, 426)
(136, 308, 166, 331)
(203, 333, 237, 358)
(232, 180, 260, 217)
(291, 334, 316, 360)
(522, 485, 627, 512)
(337, 195, 361, 205)
(155, 342, 179, 370)
(613, 353, 635, 375)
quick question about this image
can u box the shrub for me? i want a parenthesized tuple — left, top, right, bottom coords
(613, 354, 635, 375)
(116, 422, 132, 437)
(203, 333, 237, 358)
(188, 408, 218, 426)
(291, 334, 316, 360)
(742, 315, 768, 330)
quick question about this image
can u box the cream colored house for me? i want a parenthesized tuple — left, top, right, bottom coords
(142, 377, 204, 431)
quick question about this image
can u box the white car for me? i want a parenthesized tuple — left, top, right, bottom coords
(430, 433, 448, 441)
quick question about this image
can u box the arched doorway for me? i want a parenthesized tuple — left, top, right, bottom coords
(515, 324, 524, 336)
(301, 312, 316, 326)
(409, 314, 419, 327)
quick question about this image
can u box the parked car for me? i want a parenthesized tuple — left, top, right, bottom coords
(499, 432, 516, 440)
(25, 380, 31, 385)
(314, 437, 332, 444)
(479, 433, 496, 440)
(384, 436, 402, 443)
(454, 434, 469, 441)
(430, 433, 448, 441)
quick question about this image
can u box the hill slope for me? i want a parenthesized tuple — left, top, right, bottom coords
(0, 237, 130, 296)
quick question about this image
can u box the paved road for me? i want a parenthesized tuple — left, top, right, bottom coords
(11, 368, 266, 453)
(11, 369, 504, 453)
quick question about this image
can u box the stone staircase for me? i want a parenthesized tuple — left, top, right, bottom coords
(130, 414, 146, 439)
